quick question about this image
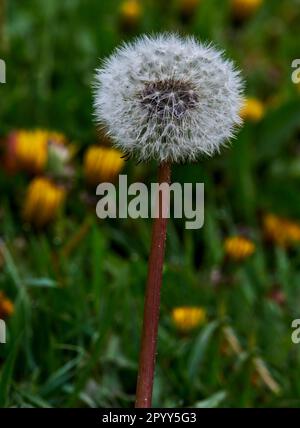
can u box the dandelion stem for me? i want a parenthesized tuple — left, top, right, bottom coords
(135, 161, 171, 408)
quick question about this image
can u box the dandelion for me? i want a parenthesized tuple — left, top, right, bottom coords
(6, 130, 67, 175)
(0, 291, 14, 319)
(13, 130, 48, 173)
(263, 214, 300, 247)
(172, 306, 206, 332)
(224, 236, 255, 261)
(286, 223, 300, 243)
(94, 33, 244, 408)
(23, 177, 65, 228)
(231, 0, 263, 20)
(94, 34, 243, 164)
(239, 97, 265, 122)
(83, 146, 124, 186)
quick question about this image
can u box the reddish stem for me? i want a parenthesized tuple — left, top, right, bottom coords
(135, 162, 171, 408)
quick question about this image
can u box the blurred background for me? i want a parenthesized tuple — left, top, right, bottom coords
(1, 0, 300, 408)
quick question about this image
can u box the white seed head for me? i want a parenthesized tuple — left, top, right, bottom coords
(94, 34, 244, 163)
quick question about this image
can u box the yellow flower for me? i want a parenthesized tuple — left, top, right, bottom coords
(0, 291, 14, 319)
(120, 0, 141, 28)
(239, 98, 265, 122)
(224, 236, 255, 261)
(14, 130, 66, 174)
(84, 146, 124, 186)
(263, 214, 300, 247)
(171, 307, 206, 332)
(231, 0, 263, 20)
(23, 177, 65, 227)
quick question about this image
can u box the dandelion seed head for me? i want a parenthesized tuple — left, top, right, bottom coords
(94, 34, 244, 163)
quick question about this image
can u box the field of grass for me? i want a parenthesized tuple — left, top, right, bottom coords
(1, 0, 300, 408)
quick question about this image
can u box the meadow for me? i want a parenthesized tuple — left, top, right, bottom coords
(0, 0, 300, 408)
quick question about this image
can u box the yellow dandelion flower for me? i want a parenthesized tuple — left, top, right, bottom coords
(120, 0, 141, 28)
(84, 146, 124, 186)
(0, 291, 14, 319)
(239, 98, 265, 122)
(16, 130, 48, 173)
(287, 223, 300, 243)
(14, 130, 67, 174)
(224, 236, 255, 261)
(263, 214, 300, 247)
(231, 0, 263, 20)
(23, 177, 65, 227)
(171, 307, 206, 332)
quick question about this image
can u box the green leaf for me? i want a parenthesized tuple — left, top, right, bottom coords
(187, 320, 220, 380)
(24, 278, 57, 288)
(0, 335, 22, 407)
(257, 100, 300, 161)
(90, 224, 106, 310)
